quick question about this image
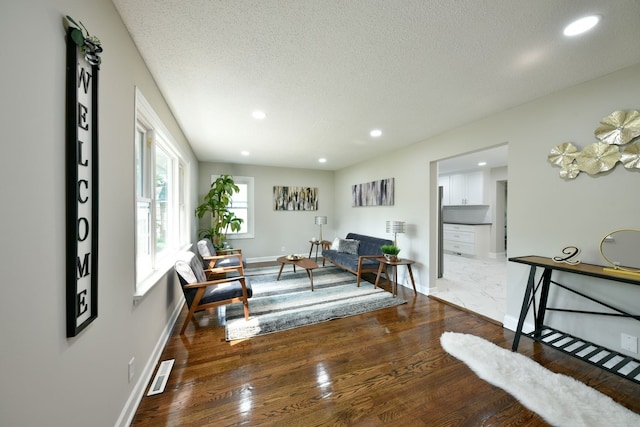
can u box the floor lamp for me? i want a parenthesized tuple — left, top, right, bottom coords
(315, 216, 327, 242)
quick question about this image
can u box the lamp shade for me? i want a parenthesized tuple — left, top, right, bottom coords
(386, 220, 405, 234)
(315, 216, 328, 225)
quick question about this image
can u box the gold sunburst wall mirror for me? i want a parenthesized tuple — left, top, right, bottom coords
(599, 228, 640, 278)
(548, 109, 640, 179)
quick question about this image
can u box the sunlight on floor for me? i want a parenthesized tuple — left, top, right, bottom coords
(433, 253, 507, 323)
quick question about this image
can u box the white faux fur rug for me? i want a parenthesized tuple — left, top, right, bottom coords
(440, 332, 640, 427)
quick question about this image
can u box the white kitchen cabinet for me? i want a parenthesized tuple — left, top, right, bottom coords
(443, 223, 490, 257)
(449, 174, 467, 205)
(442, 171, 484, 205)
(464, 171, 484, 204)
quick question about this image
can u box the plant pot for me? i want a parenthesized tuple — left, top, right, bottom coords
(384, 254, 398, 262)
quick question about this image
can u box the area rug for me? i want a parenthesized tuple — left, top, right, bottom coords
(243, 264, 284, 277)
(440, 332, 640, 426)
(225, 266, 406, 341)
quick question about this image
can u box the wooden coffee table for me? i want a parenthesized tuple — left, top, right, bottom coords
(276, 256, 319, 291)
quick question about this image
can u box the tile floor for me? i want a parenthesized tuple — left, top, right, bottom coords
(432, 253, 507, 324)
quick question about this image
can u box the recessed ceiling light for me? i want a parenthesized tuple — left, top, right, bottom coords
(252, 110, 266, 120)
(370, 129, 382, 137)
(318, 158, 327, 163)
(241, 150, 250, 156)
(563, 15, 600, 36)
(478, 161, 487, 166)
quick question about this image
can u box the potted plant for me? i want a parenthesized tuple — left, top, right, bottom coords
(380, 244, 401, 262)
(195, 174, 244, 250)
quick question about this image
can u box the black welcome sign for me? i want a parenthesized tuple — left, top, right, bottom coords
(65, 23, 100, 337)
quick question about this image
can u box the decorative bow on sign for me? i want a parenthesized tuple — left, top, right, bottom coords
(66, 15, 103, 67)
(553, 246, 581, 265)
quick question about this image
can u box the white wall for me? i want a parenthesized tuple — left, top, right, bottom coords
(335, 62, 640, 355)
(333, 152, 430, 291)
(198, 163, 334, 260)
(0, 1, 198, 426)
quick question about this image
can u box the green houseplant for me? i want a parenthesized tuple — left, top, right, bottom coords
(380, 244, 401, 262)
(195, 174, 244, 249)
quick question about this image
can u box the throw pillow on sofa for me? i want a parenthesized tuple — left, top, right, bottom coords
(338, 238, 360, 255)
(330, 237, 341, 250)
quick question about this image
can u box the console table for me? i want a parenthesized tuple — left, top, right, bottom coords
(510, 255, 640, 385)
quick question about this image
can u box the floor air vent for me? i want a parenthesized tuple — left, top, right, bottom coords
(147, 359, 175, 396)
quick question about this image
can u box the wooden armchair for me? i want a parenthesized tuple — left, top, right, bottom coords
(174, 251, 252, 334)
(197, 238, 245, 275)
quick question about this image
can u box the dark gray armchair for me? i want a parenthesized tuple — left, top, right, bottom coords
(174, 251, 252, 334)
(197, 238, 246, 273)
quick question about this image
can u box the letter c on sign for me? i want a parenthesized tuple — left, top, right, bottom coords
(78, 179, 89, 203)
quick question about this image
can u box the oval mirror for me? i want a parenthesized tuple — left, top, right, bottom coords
(599, 229, 640, 273)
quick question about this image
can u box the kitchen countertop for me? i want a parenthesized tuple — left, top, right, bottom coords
(444, 222, 492, 225)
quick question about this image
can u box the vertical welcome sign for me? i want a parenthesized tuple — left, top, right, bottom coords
(66, 26, 99, 337)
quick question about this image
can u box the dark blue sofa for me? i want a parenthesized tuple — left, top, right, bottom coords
(321, 233, 392, 287)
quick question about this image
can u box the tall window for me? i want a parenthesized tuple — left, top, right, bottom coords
(135, 89, 189, 291)
(218, 175, 254, 240)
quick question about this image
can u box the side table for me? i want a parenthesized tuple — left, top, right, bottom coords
(375, 257, 417, 297)
(308, 240, 331, 265)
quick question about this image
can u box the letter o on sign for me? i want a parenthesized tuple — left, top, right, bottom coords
(78, 217, 89, 242)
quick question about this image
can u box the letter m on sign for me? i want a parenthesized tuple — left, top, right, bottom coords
(76, 252, 91, 279)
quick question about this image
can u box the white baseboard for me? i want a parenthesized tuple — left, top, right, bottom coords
(503, 314, 534, 334)
(247, 254, 327, 264)
(397, 281, 426, 296)
(115, 299, 183, 427)
(503, 315, 518, 331)
(247, 255, 280, 263)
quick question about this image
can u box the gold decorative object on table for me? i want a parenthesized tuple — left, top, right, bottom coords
(552, 246, 581, 265)
(548, 109, 640, 179)
(599, 228, 640, 279)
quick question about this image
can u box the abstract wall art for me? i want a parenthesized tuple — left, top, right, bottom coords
(273, 186, 318, 211)
(352, 177, 394, 207)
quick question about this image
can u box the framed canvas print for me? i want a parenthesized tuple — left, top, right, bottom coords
(352, 178, 394, 207)
(273, 186, 318, 211)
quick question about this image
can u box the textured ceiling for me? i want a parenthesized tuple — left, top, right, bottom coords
(112, 0, 640, 171)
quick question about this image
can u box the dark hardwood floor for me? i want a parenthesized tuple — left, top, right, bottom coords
(132, 268, 640, 426)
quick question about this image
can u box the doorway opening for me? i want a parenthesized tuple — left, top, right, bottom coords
(432, 144, 508, 324)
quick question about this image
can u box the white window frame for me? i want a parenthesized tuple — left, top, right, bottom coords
(135, 88, 190, 300)
(213, 175, 254, 240)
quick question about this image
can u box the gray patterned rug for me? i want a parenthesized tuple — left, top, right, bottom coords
(225, 266, 406, 341)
